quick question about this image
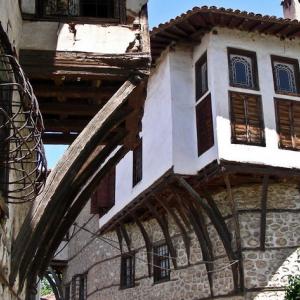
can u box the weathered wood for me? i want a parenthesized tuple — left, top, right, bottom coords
(260, 175, 269, 251)
(36, 147, 128, 280)
(224, 174, 244, 292)
(116, 227, 123, 254)
(176, 177, 240, 292)
(11, 77, 142, 288)
(20, 50, 151, 80)
(133, 216, 152, 277)
(153, 193, 191, 263)
(120, 222, 131, 253)
(145, 200, 177, 269)
(140, 4, 151, 55)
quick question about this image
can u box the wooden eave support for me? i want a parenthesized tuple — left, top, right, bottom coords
(11, 76, 144, 290)
(145, 201, 177, 269)
(176, 176, 240, 293)
(153, 193, 191, 264)
(133, 215, 152, 277)
(120, 222, 131, 253)
(260, 175, 269, 251)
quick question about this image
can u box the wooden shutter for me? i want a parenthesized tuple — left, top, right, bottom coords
(276, 99, 300, 150)
(133, 139, 142, 186)
(196, 94, 214, 156)
(230, 92, 265, 146)
(90, 167, 115, 216)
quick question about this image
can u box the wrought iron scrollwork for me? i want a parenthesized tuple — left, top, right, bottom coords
(0, 53, 47, 203)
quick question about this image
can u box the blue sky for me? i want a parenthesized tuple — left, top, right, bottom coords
(45, 0, 283, 168)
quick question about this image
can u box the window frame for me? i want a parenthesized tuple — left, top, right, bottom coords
(275, 98, 300, 151)
(271, 55, 300, 97)
(34, 0, 126, 24)
(120, 253, 135, 289)
(195, 52, 208, 101)
(229, 91, 265, 146)
(153, 243, 170, 284)
(227, 47, 259, 91)
(132, 138, 142, 187)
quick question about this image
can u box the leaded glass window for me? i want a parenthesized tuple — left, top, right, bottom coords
(272, 57, 299, 95)
(228, 48, 259, 90)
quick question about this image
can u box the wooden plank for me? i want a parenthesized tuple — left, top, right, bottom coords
(260, 175, 269, 251)
(116, 227, 123, 254)
(11, 77, 142, 289)
(120, 222, 131, 253)
(145, 201, 177, 269)
(153, 193, 191, 263)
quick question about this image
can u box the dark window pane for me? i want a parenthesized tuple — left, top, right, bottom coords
(133, 139, 142, 186)
(153, 244, 170, 283)
(235, 61, 248, 85)
(195, 53, 208, 100)
(121, 255, 134, 288)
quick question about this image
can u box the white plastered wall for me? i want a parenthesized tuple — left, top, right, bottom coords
(100, 53, 173, 227)
(210, 27, 300, 169)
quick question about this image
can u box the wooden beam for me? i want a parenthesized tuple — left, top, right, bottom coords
(39, 102, 101, 117)
(20, 50, 151, 80)
(133, 215, 152, 277)
(116, 227, 123, 254)
(36, 146, 128, 280)
(153, 193, 191, 264)
(224, 174, 244, 292)
(260, 175, 269, 251)
(42, 133, 77, 145)
(35, 85, 115, 100)
(11, 76, 142, 289)
(44, 119, 89, 132)
(145, 200, 177, 269)
(120, 222, 131, 253)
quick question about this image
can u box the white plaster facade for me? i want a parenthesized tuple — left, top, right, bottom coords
(283, 0, 300, 20)
(100, 27, 300, 228)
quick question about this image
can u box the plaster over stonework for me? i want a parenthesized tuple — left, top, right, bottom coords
(64, 183, 300, 300)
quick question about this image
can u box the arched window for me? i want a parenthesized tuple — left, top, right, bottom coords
(273, 61, 298, 94)
(228, 48, 258, 90)
(231, 56, 254, 88)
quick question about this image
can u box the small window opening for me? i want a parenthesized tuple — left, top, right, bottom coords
(153, 244, 170, 283)
(120, 254, 135, 289)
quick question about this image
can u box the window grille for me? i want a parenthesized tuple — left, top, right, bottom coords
(275, 99, 300, 150)
(272, 56, 300, 95)
(38, 0, 122, 19)
(230, 91, 265, 146)
(153, 244, 170, 283)
(71, 274, 87, 300)
(120, 254, 135, 289)
(0, 43, 47, 203)
(228, 48, 259, 90)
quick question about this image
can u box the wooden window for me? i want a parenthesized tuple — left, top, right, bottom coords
(195, 53, 208, 101)
(271, 56, 300, 96)
(132, 139, 142, 187)
(90, 167, 115, 217)
(275, 99, 300, 150)
(120, 254, 135, 289)
(153, 244, 170, 283)
(196, 94, 214, 156)
(228, 48, 259, 90)
(72, 274, 87, 300)
(230, 92, 265, 146)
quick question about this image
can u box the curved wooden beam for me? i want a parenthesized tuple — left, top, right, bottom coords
(28, 147, 128, 284)
(153, 193, 191, 264)
(11, 76, 142, 289)
(120, 222, 131, 253)
(145, 200, 177, 269)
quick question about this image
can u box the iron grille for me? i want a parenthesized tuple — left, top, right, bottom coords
(0, 51, 47, 203)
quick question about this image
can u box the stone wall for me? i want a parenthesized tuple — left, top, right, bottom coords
(64, 182, 300, 300)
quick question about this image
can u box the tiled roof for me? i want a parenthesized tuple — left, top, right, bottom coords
(150, 6, 300, 63)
